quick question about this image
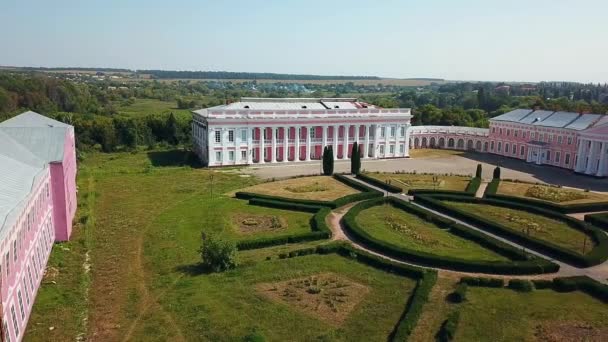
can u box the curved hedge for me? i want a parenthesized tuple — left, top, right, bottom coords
(585, 213, 608, 232)
(356, 173, 402, 193)
(413, 194, 608, 267)
(484, 178, 500, 196)
(341, 197, 559, 274)
(236, 208, 332, 250)
(235, 191, 336, 208)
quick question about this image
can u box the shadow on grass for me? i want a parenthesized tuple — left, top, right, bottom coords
(147, 149, 203, 168)
(174, 263, 214, 276)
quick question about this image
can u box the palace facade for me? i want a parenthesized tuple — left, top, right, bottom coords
(192, 98, 412, 166)
(0, 112, 77, 342)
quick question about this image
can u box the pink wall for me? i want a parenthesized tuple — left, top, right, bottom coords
(50, 129, 77, 242)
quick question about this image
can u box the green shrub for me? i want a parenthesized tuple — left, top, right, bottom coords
(507, 279, 534, 292)
(488, 193, 608, 214)
(475, 164, 482, 178)
(437, 311, 460, 342)
(356, 173, 402, 193)
(585, 213, 608, 232)
(493, 166, 501, 179)
(460, 277, 504, 288)
(448, 283, 468, 303)
(390, 272, 437, 341)
(464, 177, 481, 195)
(484, 178, 500, 196)
(199, 233, 238, 272)
(532, 279, 553, 290)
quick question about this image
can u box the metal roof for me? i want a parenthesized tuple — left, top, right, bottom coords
(208, 97, 375, 111)
(535, 111, 579, 128)
(564, 114, 601, 130)
(491, 109, 604, 131)
(491, 109, 533, 122)
(0, 111, 71, 128)
(519, 110, 554, 125)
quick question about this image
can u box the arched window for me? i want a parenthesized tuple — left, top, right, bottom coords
(430, 137, 436, 147)
(497, 142, 502, 152)
(422, 137, 428, 148)
(439, 137, 445, 148)
(448, 138, 455, 148)
(457, 139, 465, 149)
(476, 141, 482, 151)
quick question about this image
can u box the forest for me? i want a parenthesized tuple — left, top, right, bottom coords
(0, 70, 607, 153)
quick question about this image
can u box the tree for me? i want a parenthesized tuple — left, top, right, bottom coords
(165, 112, 179, 145)
(322, 146, 334, 176)
(475, 164, 482, 178)
(350, 142, 361, 175)
(199, 233, 238, 272)
(493, 166, 501, 179)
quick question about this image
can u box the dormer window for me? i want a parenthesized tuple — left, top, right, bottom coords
(334, 105, 339, 109)
(301, 105, 307, 109)
(244, 105, 250, 109)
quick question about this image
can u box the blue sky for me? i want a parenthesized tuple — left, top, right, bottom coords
(1, 0, 606, 82)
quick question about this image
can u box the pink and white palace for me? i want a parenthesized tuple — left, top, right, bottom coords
(0, 111, 77, 342)
(409, 109, 608, 177)
(192, 98, 412, 166)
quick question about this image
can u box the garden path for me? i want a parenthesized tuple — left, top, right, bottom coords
(327, 175, 608, 284)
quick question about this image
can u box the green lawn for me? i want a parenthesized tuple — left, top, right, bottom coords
(443, 201, 593, 254)
(26, 150, 416, 341)
(355, 204, 509, 261)
(116, 98, 192, 120)
(455, 287, 608, 341)
(364, 172, 471, 191)
(234, 175, 359, 201)
(497, 180, 608, 204)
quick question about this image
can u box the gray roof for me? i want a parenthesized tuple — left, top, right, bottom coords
(0, 111, 70, 162)
(491, 109, 604, 131)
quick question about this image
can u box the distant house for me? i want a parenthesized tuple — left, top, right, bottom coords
(0, 111, 77, 341)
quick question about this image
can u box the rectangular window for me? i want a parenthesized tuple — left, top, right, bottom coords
(520, 145, 525, 156)
(506, 129, 510, 136)
(490, 141, 495, 151)
(497, 142, 502, 152)
(228, 151, 235, 161)
(228, 130, 234, 142)
(555, 152, 561, 163)
(264, 129, 268, 140)
(558, 136, 563, 144)
(380, 127, 386, 138)
(565, 153, 571, 165)
(3, 320, 10, 342)
(215, 152, 221, 162)
(5, 253, 9, 277)
(505, 144, 510, 153)
(309, 128, 315, 139)
(492, 127, 496, 133)
(17, 291, 24, 320)
(22, 278, 29, 305)
(390, 127, 396, 137)
(13, 241, 16, 262)
(389, 145, 395, 154)
(10, 305, 19, 338)
(546, 151, 551, 161)
(214, 130, 221, 143)
(568, 137, 573, 145)
(399, 144, 405, 153)
(241, 150, 247, 160)
(241, 129, 247, 142)
(514, 130, 518, 137)
(27, 266, 34, 290)
(512, 145, 517, 155)
(400, 126, 405, 137)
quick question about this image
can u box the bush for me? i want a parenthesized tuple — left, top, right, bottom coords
(475, 164, 482, 178)
(464, 177, 481, 195)
(356, 173, 402, 193)
(199, 233, 238, 272)
(508, 279, 534, 292)
(460, 277, 504, 288)
(532, 279, 553, 290)
(448, 283, 468, 303)
(585, 213, 608, 232)
(488, 193, 608, 214)
(437, 311, 460, 342)
(493, 166, 501, 179)
(484, 178, 500, 196)
(390, 272, 437, 341)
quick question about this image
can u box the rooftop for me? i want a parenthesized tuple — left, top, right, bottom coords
(491, 109, 605, 131)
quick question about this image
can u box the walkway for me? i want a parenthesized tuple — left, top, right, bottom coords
(326, 175, 608, 284)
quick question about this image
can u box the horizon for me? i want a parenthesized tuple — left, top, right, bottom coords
(1, 0, 607, 83)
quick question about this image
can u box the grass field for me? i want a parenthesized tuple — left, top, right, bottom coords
(364, 172, 471, 191)
(25, 151, 415, 341)
(115, 98, 193, 119)
(355, 205, 508, 261)
(497, 180, 608, 204)
(443, 201, 593, 254)
(455, 287, 608, 341)
(409, 149, 465, 159)
(235, 175, 359, 201)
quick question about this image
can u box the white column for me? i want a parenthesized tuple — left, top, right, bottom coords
(259, 127, 265, 164)
(404, 124, 411, 157)
(596, 142, 607, 177)
(295, 126, 301, 161)
(343, 124, 350, 159)
(208, 128, 216, 165)
(575, 138, 585, 172)
(306, 126, 312, 161)
(247, 127, 253, 164)
(333, 125, 339, 159)
(586, 140, 598, 174)
(222, 128, 229, 164)
(364, 124, 370, 158)
(283, 127, 288, 162)
(372, 124, 379, 158)
(322, 125, 328, 151)
(271, 127, 277, 163)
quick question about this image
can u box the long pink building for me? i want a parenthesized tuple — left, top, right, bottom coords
(0, 112, 77, 341)
(192, 98, 412, 166)
(409, 109, 608, 177)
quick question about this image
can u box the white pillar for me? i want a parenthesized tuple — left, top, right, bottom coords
(364, 124, 370, 158)
(596, 142, 607, 177)
(295, 126, 301, 161)
(575, 138, 585, 172)
(343, 124, 350, 160)
(271, 127, 277, 163)
(333, 125, 339, 159)
(247, 127, 253, 164)
(259, 127, 265, 164)
(372, 124, 379, 158)
(283, 127, 288, 162)
(322, 125, 328, 152)
(306, 126, 312, 161)
(586, 140, 598, 174)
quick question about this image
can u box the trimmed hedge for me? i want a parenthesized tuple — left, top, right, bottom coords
(235, 191, 336, 208)
(464, 177, 482, 195)
(508, 279, 534, 292)
(236, 208, 331, 250)
(413, 194, 608, 268)
(448, 283, 468, 303)
(437, 311, 460, 342)
(551, 276, 608, 302)
(341, 197, 559, 274)
(488, 193, 608, 214)
(407, 189, 474, 197)
(531, 279, 553, 290)
(390, 272, 437, 341)
(460, 277, 504, 288)
(584, 213, 608, 232)
(484, 178, 500, 196)
(248, 198, 324, 213)
(356, 173, 402, 193)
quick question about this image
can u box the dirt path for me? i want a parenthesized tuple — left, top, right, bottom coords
(327, 203, 357, 241)
(475, 180, 488, 198)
